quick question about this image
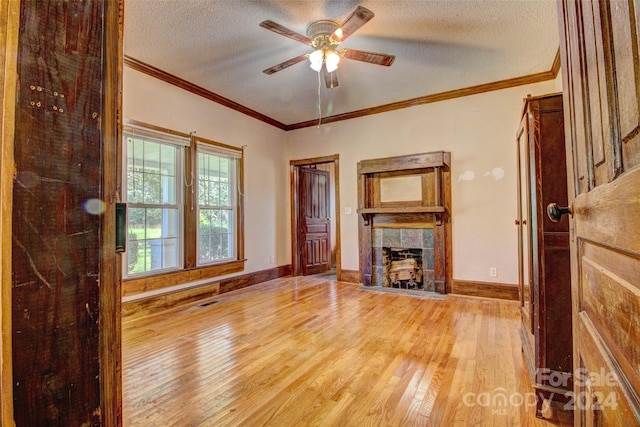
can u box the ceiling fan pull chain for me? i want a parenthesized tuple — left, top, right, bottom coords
(317, 69, 322, 128)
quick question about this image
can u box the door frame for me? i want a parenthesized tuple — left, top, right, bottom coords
(0, 1, 123, 425)
(1, 0, 20, 423)
(290, 155, 341, 279)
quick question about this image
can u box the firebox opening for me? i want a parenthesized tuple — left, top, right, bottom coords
(372, 227, 436, 292)
(386, 248, 423, 290)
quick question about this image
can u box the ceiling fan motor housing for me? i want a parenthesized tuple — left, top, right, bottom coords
(307, 20, 340, 48)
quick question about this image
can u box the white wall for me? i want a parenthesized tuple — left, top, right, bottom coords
(555, 69, 564, 91)
(285, 80, 558, 285)
(124, 67, 561, 286)
(123, 68, 291, 276)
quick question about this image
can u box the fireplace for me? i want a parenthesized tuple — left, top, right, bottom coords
(373, 228, 435, 291)
(357, 151, 451, 294)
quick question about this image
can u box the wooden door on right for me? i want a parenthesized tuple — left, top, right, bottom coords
(558, 0, 640, 424)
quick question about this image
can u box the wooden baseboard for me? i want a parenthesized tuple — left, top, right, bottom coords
(123, 264, 292, 320)
(123, 260, 245, 296)
(339, 269, 360, 283)
(451, 280, 519, 301)
(219, 264, 292, 294)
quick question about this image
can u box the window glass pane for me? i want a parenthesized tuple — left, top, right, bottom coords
(219, 183, 230, 205)
(124, 132, 184, 276)
(163, 208, 179, 238)
(198, 205, 234, 264)
(210, 156, 219, 181)
(127, 169, 136, 201)
(132, 138, 144, 169)
(199, 154, 206, 177)
(219, 209, 229, 230)
(143, 140, 159, 171)
(219, 157, 229, 180)
(199, 180, 209, 206)
(146, 208, 162, 239)
(126, 207, 180, 275)
(160, 237, 178, 269)
(196, 148, 237, 265)
(143, 172, 160, 204)
(163, 176, 176, 204)
(128, 208, 146, 240)
(160, 144, 176, 176)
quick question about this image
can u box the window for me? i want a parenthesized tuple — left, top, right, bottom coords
(122, 121, 244, 280)
(124, 128, 187, 277)
(197, 147, 238, 265)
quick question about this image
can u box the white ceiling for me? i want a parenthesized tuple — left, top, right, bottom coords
(123, 0, 560, 127)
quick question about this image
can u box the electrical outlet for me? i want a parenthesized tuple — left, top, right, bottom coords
(270, 255, 275, 264)
(489, 267, 498, 277)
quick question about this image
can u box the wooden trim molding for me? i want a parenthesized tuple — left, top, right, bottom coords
(124, 55, 288, 131)
(125, 54, 559, 131)
(123, 260, 246, 296)
(122, 265, 293, 320)
(339, 270, 360, 284)
(122, 281, 221, 321)
(0, 0, 19, 423)
(551, 48, 561, 78)
(451, 280, 519, 301)
(287, 70, 556, 130)
(101, 0, 124, 425)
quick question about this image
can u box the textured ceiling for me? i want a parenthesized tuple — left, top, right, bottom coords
(124, 0, 560, 126)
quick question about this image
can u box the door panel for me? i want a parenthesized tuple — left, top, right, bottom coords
(559, 0, 640, 424)
(299, 167, 331, 275)
(610, 0, 640, 171)
(516, 115, 533, 334)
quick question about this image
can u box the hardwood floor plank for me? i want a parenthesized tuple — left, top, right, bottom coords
(122, 277, 571, 426)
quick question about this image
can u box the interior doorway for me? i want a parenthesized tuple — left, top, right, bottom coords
(290, 155, 341, 279)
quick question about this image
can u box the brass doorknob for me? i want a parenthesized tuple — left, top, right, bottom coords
(547, 203, 571, 222)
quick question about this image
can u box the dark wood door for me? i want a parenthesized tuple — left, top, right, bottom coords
(298, 167, 331, 275)
(559, 1, 640, 424)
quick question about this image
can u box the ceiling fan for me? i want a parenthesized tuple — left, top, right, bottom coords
(260, 6, 395, 89)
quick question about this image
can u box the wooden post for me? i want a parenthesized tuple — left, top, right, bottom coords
(1, 0, 20, 424)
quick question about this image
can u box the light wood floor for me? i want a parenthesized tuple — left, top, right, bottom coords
(122, 276, 572, 426)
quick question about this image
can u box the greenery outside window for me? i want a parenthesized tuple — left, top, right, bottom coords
(122, 120, 245, 285)
(197, 144, 239, 265)
(123, 126, 188, 277)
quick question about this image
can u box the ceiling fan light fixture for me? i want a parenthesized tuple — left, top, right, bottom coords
(309, 49, 324, 72)
(325, 50, 340, 73)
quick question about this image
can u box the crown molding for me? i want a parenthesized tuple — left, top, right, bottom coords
(124, 56, 288, 131)
(125, 51, 559, 131)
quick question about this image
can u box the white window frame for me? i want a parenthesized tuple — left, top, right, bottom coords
(122, 125, 188, 278)
(196, 140, 241, 266)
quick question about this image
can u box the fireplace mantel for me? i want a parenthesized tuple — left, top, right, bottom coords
(357, 151, 452, 292)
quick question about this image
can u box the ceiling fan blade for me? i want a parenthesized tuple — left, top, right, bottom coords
(334, 6, 375, 42)
(343, 49, 395, 67)
(262, 54, 308, 75)
(323, 66, 339, 89)
(259, 20, 312, 45)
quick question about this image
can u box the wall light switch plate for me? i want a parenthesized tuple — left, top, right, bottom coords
(344, 207, 352, 215)
(489, 267, 498, 277)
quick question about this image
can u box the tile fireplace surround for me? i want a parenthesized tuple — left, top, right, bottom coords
(373, 228, 435, 291)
